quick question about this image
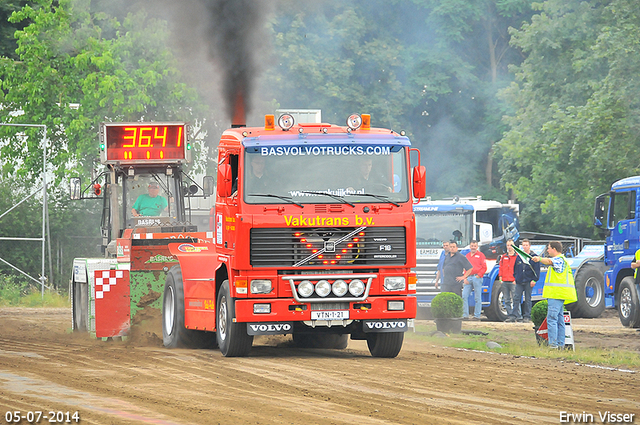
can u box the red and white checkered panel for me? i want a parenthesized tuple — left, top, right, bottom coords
(95, 270, 124, 299)
(94, 269, 130, 338)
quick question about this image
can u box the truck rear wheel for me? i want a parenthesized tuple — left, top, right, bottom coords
(163, 266, 216, 349)
(216, 280, 253, 357)
(567, 264, 605, 318)
(484, 280, 508, 322)
(618, 277, 640, 328)
(366, 332, 404, 358)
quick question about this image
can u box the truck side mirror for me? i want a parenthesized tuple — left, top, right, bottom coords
(203, 176, 214, 198)
(594, 194, 607, 228)
(412, 166, 426, 199)
(217, 164, 233, 197)
(70, 177, 81, 200)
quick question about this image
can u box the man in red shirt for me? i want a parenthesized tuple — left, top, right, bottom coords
(464, 240, 487, 320)
(499, 239, 518, 320)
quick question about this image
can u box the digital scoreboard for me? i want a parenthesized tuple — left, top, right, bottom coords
(100, 122, 190, 165)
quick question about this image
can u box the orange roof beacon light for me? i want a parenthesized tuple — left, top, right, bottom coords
(265, 114, 275, 131)
(277, 113, 295, 131)
(361, 114, 371, 130)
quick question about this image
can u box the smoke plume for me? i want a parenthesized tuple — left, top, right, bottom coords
(203, 0, 266, 127)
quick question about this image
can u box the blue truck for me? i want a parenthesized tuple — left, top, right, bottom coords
(414, 197, 608, 321)
(594, 176, 640, 327)
(413, 197, 520, 320)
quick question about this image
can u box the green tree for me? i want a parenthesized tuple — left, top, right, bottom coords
(0, 0, 205, 183)
(263, 0, 534, 199)
(497, 0, 640, 236)
(0, 0, 209, 289)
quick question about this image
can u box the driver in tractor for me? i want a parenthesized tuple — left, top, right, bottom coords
(131, 181, 168, 217)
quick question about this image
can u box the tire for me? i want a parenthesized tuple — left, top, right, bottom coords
(566, 264, 605, 318)
(293, 333, 349, 349)
(366, 332, 404, 358)
(484, 280, 508, 322)
(618, 277, 640, 328)
(162, 266, 216, 349)
(216, 280, 253, 357)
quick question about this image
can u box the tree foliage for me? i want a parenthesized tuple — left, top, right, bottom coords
(0, 0, 205, 183)
(497, 0, 640, 236)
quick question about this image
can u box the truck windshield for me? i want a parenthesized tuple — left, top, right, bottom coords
(243, 146, 409, 204)
(415, 212, 473, 247)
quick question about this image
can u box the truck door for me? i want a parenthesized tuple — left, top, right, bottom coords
(606, 189, 637, 264)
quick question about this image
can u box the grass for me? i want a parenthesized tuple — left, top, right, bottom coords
(409, 321, 640, 370)
(0, 274, 69, 307)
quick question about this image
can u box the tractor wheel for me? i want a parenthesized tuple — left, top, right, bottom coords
(293, 333, 349, 349)
(216, 280, 253, 357)
(162, 266, 216, 349)
(618, 277, 640, 328)
(366, 332, 404, 358)
(484, 280, 508, 322)
(566, 265, 605, 318)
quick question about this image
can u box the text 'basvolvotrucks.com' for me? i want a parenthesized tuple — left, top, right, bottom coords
(71, 113, 426, 358)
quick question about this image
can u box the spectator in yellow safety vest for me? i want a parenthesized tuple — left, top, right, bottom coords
(532, 241, 577, 349)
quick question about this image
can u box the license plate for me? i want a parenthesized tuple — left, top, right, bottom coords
(311, 310, 349, 321)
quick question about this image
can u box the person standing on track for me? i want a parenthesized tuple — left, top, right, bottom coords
(532, 241, 578, 349)
(463, 240, 486, 320)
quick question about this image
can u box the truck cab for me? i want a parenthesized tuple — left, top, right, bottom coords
(594, 176, 640, 327)
(165, 113, 426, 357)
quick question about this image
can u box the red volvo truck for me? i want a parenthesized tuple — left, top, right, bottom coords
(164, 113, 426, 357)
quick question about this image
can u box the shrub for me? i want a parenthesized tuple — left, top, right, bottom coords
(531, 300, 548, 328)
(431, 292, 463, 319)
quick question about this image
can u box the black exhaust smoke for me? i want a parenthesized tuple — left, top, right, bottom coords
(204, 0, 264, 128)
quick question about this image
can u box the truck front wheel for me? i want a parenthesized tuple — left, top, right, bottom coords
(484, 280, 508, 322)
(618, 277, 640, 328)
(366, 332, 404, 358)
(216, 280, 253, 357)
(567, 264, 605, 318)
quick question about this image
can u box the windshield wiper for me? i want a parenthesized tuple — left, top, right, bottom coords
(248, 193, 304, 208)
(349, 193, 400, 207)
(300, 191, 355, 207)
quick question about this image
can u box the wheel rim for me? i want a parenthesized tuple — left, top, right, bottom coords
(620, 287, 632, 319)
(218, 295, 228, 341)
(498, 291, 508, 316)
(584, 276, 603, 308)
(163, 285, 175, 336)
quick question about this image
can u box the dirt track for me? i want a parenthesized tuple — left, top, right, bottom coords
(0, 308, 638, 425)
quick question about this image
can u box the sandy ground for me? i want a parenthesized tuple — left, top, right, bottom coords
(0, 308, 638, 425)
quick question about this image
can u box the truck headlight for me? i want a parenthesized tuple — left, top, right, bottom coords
(349, 279, 365, 297)
(250, 279, 272, 294)
(315, 280, 331, 297)
(332, 279, 348, 297)
(384, 277, 405, 291)
(298, 280, 314, 297)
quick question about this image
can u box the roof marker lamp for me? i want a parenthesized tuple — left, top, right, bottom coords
(346, 114, 362, 131)
(278, 113, 295, 131)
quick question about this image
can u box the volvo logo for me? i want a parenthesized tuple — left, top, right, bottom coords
(324, 241, 335, 252)
(247, 322, 293, 335)
(363, 320, 408, 332)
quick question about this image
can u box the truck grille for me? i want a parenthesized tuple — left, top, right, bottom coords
(250, 227, 406, 267)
